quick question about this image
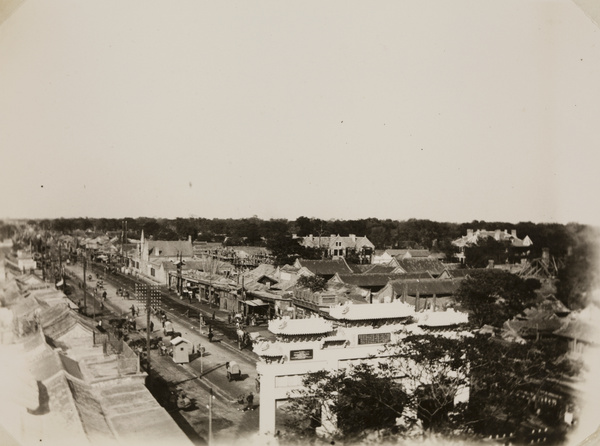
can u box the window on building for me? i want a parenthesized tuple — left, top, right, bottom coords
(150, 268, 155, 277)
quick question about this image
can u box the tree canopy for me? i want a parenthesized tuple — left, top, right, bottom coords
(285, 333, 575, 444)
(6, 217, 587, 258)
(284, 363, 407, 442)
(454, 269, 540, 327)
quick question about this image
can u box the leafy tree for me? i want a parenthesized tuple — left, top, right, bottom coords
(266, 235, 320, 266)
(284, 363, 407, 442)
(284, 333, 575, 444)
(463, 237, 512, 268)
(454, 270, 539, 327)
(296, 275, 327, 292)
(464, 335, 575, 441)
(382, 334, 471, 434)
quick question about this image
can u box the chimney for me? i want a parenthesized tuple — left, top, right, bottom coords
(511, 229, 517, 238)
(349, 234, 356, 242)
(494, 230, 501, 240)
(542, 248, 550, 266)
(467, 229, 473, 237)
(488, 259, 495, 269)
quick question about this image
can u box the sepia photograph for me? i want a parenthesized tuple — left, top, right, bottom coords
(1, 1, 599, 445)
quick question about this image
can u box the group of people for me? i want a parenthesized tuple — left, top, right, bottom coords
(237, 392, 254, 412)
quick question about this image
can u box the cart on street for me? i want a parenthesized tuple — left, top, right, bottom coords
(226, 361, 241, 382)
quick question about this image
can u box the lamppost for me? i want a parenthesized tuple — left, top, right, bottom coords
(208, 388, 215, 445)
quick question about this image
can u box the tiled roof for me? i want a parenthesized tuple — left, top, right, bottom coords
(334, 273, 406, 288)
(66, 377, 116, 442)
(296, 258, 353, 276)
(389, 278, 460, 296)
(243, 263, 278, 281)
(280, 264, 300, 273)
(444, 268, 486, 278)
(348, 264, 373, 273)
(41, 305, 79, 339)
(396, 259, 446, 274)
(401, 271, 435, 279)
(362, 264, 398, 274)
(329, 301, 415, 321)
(387, 249, 431, 258)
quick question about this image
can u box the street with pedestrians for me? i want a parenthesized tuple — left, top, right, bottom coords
(64, 262, 265, 445)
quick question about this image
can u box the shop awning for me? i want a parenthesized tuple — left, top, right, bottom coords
(242, 299, 269, 306)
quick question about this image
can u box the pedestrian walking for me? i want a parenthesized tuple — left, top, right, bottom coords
(131, 304, 136, 317)
(150, 320, 154, 333)
(102, 290, 107, 301)
(208, 327, 214, 343)
(212, 311, 215, 321)
(228, 313, 231, 324)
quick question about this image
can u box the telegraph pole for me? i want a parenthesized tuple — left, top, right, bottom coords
(137, 283, 160, 385)
(58, 244, 62, 283)
(146, 284, 151, 381)
(83, 249, 87, 314)
(208, 388, 214, 445)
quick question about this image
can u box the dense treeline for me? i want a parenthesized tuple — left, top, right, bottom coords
(18, 216, 590, 258)
(1, 217, 597, 311)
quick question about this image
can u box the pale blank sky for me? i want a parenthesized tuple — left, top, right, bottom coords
(1, 0, 599, 224)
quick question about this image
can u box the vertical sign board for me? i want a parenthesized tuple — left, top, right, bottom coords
(149, 284, 161, 313)
(134, 283, 161, 313)
(290, 349, 314, 361)
(135, 283, 147, 309)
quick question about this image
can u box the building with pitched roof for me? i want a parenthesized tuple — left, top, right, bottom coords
(374, 277, 462, 311)
(291, 281, 370, 318)
(127, 231, 194, 283)
(395, 258, 447, 276)
(328, 272, 409, 293)
(293, 258, 353, 280)
(452, 229, 533, 263)
(296, 234, 375, 262)
(372, 248, 434, 264)
(0, 274, 193, 446)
